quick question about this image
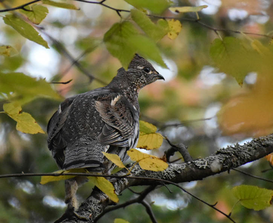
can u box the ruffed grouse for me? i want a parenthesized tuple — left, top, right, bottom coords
(47, 54, 164, 210)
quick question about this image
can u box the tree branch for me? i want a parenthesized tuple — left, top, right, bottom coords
(0, 0, 272, 39)
(94, 185, 157, 222)
(0, 0, 40, 12)
(56, 134, 273, 222)
(140, 200, 158, 223)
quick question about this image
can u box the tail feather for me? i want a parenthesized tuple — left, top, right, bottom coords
(63, 140, 108, 171)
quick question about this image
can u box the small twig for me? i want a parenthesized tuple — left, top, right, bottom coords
(60, 40, 103, 79)
(127, 187, 142, 195)
(50, 79, 73, 85)
(21, 6, 33, 12)
(169, 157, 183, 163)
(229, 200, 240, 218)
(0, 0, 40, 12)
(261, 168, 273, 173)
(161, 116, 216, 129)
(233, 168, 273, 184)
(38, 29, 107, 85)
(0, 0, 272, 39)
(0, 170, 236, 222)
(141, 114, 215, 130)
(95, 185, 157, 221)
(162, 180, 236, 223)
(196, 20, 272, 38)
(165, 137, 192, 162)
(160, 182, 173, 194)
(76, 0, 130, 17)
(140, 200, 158, 223)
(212, 201, 218, 207)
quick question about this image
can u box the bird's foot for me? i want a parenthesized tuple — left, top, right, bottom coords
(54, 206, 90, 222)
(73, 211, 90, 221)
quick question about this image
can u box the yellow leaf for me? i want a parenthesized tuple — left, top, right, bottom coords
(137, 121, 164, 150)
(169, 5, 207, 13)
(0, 45, 18, 57)
(167, 19, 182, 40)
(137, 133, 163, 150)
(102, 152, 126, 168)
(114, 219, 130, 223)
(19, 4, 48, 25)
(218, 72, 273, 136)
(127, 149, 168, 171)
(139, 120, 157, 133)
(4, 102, 45, 134)
(40, 169, 87, 184)
(88, 176, 119, 203)
(217, 40, 273, 136)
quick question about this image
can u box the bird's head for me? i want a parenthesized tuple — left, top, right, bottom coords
(127, 54, 165, 90)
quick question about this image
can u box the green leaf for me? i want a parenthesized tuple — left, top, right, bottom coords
(19, 4, 49, 24)
(210, 37, 258, 85)
(104, 21, 166, 68)
(88, 177, 119, 203)
(127, 35, 167, 68)
(3, 15, 49, 48)
(169, 5, 208, 13)
(114, 219, 130, 223)
(42, 0, 78, 10)
(137, 121, 164, 150)
(104, 21, 137, 68)
(0, 72, 62, 104)
(0, 55, 24, 71)
(0, 45, 18, 57)
(131, 9, 168, 42)
(124, 0, 170, 14)
(40, 169, 87, 184)
(232, 185, 273, 211)
(4, 102, 45, 134)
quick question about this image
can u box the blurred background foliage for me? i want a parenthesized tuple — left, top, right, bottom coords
(1, 0, 273, 222)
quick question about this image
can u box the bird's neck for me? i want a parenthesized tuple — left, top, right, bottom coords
(122, 85, 139, 104)
(110, 81, 139, 110)
(108, 74, 140, 108)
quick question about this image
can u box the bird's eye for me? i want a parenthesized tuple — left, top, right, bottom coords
(143, 67, 150, 73)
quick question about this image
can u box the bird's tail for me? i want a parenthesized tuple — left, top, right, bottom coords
(63, 140, 107, 171)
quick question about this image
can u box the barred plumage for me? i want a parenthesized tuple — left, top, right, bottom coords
(47, 55, 164, 172)
(47, 54, 164, 211)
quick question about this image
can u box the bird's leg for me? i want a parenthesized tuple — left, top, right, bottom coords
(63, 177, 90, 221)
(54, 178, 80, 223)
(65, 178, 79, 210)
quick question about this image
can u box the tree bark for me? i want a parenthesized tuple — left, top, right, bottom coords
(59, 134, 273, 222)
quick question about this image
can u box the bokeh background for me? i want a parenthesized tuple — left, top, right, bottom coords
(1, 0, 273, 222)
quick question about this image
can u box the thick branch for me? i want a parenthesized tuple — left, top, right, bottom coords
(58, 134, 273, 222)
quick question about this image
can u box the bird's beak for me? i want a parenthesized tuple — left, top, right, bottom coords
(147, 71, 165, 84)
(155, 72, 165, 81)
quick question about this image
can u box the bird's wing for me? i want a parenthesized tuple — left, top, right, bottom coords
(95, 94, 139, 148)
(47, 96, 76, 167)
